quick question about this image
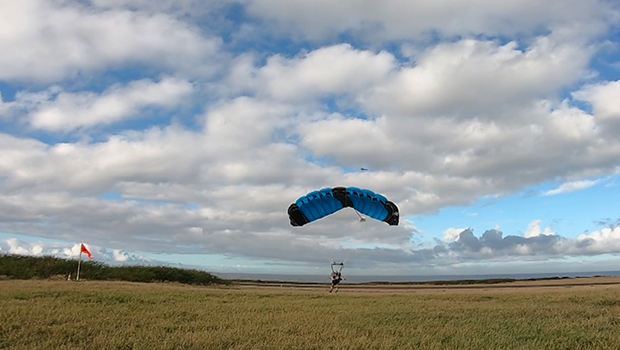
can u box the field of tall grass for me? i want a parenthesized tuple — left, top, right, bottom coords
(2, 280, 620, 350)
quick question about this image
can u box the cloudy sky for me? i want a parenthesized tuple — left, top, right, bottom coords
(1, 0, 620, 277)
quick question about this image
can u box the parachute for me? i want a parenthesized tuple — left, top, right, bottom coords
(331, 261, 344, 273)
(287, 187, 399, 226)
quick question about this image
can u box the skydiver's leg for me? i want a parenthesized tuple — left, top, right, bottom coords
(331, 280, 340, 293)
(330, 280, 338, 293)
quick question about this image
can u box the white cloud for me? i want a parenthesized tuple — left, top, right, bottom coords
(574, 80, 620, 119)
(575, 226, 620, 255)
(25, 77, 193, 132)
(293, 98, 611, 212)
(365, 38, 592, 117)
(6, 238, 34, 255)
(444, 228, 466, 242)
(573, 80, 620, 134)
(543, 180, 599, 196)
(234, 44, 395, 102)
(0, 239, 158, 265)
(1, 1, 620, 274)
(242, 0, 618, 42)
(112, 249, 131, 262)
(524, 220, 555, 238)
(223, 38, 610, 207)
(297, 116, 394, 163)
(0, 0, 221, 83)
(0, 127, 209, 194)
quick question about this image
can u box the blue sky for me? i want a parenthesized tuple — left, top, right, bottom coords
(1, 0, 620, 278)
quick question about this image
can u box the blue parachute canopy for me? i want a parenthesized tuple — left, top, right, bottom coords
(287, 187, 399, 226)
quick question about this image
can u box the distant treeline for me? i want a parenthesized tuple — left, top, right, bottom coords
(0, 254, 227, 286)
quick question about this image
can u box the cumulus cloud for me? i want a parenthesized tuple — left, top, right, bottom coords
(448, 228, 560, 259)
(91, 0, 223, 14)
(573, 79, 620, 135)
(3, 77, 194, 131)
(524, 220, 556, 238)
(0, 0, 221, 83)
(365, 38, 592, 117)
(1, 1, 620, 274)
(574, 80, 620, 119)
(241, 0, 618, 42)
(228, 44, 395, 102)
(0, 238, 157, 265)
(444, 228, 466, 242)
(576, 226, 620, 254)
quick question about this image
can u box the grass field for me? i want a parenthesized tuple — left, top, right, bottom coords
(2, 280, 620, 350)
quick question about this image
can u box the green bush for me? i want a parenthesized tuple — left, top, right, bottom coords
(0, 253, 227, 285)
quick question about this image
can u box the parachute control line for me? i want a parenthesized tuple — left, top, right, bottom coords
(331, 262, 344, 273)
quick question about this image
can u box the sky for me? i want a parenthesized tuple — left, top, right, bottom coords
(1, 0, 620, 278)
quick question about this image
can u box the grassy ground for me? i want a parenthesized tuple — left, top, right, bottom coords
(2, 280, 620, 350)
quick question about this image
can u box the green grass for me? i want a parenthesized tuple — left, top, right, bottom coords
(2, 281, 620, 350)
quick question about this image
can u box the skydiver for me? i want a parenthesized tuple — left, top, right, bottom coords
(329, 271, 346, 293)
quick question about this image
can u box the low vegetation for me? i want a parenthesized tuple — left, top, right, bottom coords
(2, 280, 620, 350)
(0, 254, 226, 286)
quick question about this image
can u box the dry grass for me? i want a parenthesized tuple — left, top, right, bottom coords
(2, 280, 620, 350)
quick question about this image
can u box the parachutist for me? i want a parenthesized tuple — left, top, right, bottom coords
(329, 262, 345, 293)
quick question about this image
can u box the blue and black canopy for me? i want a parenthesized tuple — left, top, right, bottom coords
(287, 187, 399, 226)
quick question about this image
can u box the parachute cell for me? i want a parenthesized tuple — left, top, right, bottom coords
(288, 187, 399, 226)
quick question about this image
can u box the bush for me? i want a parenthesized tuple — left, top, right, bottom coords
(0, 253, 227, 286)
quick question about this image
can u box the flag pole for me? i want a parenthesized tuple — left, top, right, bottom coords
(76, 245, 83, 281)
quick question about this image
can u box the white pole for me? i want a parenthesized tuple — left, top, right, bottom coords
(76, 248, 83, 281)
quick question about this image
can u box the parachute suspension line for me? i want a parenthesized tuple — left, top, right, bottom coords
(354, 208, 366, 222)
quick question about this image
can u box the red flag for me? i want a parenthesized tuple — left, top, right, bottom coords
(80, 244, 94, 260)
